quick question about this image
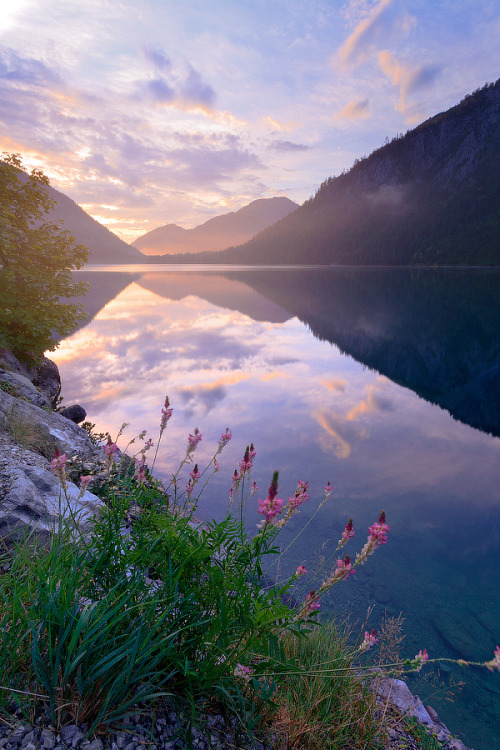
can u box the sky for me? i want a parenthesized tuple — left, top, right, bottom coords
(0, 0, 498, 242)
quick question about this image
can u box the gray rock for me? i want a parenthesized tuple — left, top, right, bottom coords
(377, 678, 434, 726)
(60, 726, 82, 747)
(41, 730, 56, 749)
(31, 356, 61, 406)
(0, 390, 95, 459)
(22, 730, 37, 747)
(80, 741, 103, 750)
(0, 458, 103, 541)
(0, 368, 51, 409)
(60, 405, 87, 424)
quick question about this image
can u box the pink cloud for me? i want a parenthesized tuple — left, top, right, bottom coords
(334, 98, 370, 121)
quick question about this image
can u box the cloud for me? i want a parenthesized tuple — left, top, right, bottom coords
(180, 67, 216, 109)
(336, 0, 395, 68)
(334, 98, 370, 121)
(145, 77, 176, 103)
(260, 116, 292, 133)
(314, 408, 369, 459)
(270, 140, 310, 152)
(0, 47, 61, 87)
(141, 46, 172, 72)
(134, 62, 216, 112)
(178, 373, 251, 414)
(321, 378, 347, 392)
(378, 51, 440, 120)
(347, 382, 393, 420)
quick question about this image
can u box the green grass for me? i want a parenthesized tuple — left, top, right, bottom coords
(0, 471, 396, 746)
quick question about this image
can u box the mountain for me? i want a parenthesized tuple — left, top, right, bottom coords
(132, 197, 298, 255)
(215, 267, 500, 436)
(44, 183, 145, 264)
(200, 80, 500, 266)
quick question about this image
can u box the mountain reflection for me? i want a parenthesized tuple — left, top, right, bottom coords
(75, 266, 500, 437)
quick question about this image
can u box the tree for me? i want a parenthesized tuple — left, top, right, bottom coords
(0, 154, 89, 363)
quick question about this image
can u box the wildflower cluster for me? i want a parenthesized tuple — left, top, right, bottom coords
(485, 645, 500, 672)
(257, 471, 283, 527)
(39, 393, 500, 741)
(186, 464, 201, 499)
(355, 511, 390, 566)
(50, 449, 67, 485)
(239, 443, 256, 475)
(359, 629, 378, 652)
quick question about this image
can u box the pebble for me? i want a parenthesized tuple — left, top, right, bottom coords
(0, 705, 275, 750)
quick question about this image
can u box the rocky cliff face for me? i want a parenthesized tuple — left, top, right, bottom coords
(0, 350, 103, 542)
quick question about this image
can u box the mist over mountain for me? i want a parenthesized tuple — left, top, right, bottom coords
(132, 197, 298, 256)
(181, 81, 499, 266)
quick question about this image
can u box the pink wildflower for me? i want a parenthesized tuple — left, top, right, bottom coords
(234, 663, 253, 680)
(249, 443, 256, 460)
(359, 629, 378, 652)
(295, 565, 307, 577)
(304, 590, 320, 612)
(143, 438, 154, 451)
(289, 480, 310, 509)
(325, 481, 333, 499)
(231, 468, 241, 492)
(187, 427, 202, 454)
(356, 511, 390, 566)
(339, 518, 355, 547)
(213, 458, 220, 472)
(134, 457, 147, 485)
(250, 481, 259, 496)
(50, 450, 67, 483)
(368, 511, 390, 546)
(336, 554, 355, 580)
(320, 554, 355, 591)
(411, 648, 430, 672)
(217, 428, 232, 453)
(486, 646, 500, 672)
(79, 475, 92, 490)
(239, 445, 253, 475)
(50, 450, 67, 472)
(257, 472, 284, 525)
(160, 397, 173, 433)
(103, 437, 118, 459)
(186, 464, 200, 498)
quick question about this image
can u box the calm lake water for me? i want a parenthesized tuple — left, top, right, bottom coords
(53, 265, 500, 749)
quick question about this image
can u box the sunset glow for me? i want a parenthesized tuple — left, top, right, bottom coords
(1, 1, 498, 241)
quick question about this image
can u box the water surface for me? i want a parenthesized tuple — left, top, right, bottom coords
(53, 266, 500, 749)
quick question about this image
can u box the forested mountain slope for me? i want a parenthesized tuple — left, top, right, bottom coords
(213, 81, 500, 266)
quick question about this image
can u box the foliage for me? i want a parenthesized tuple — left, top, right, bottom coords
(268, 623, 385, 750)
(0, 154, 89, 364)
(0, 401, 498, 743)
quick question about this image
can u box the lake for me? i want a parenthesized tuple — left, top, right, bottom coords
(52, 265, 500, 749)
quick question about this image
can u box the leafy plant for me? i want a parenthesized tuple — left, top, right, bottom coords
(0, 153, 89, 364)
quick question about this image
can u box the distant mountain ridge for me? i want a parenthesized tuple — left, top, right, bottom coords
(132, 197, 298, 255)
(183, 80, 500, 266)
(43, 183, 145, 265)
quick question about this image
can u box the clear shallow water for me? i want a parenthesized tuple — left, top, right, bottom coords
(53, 266, 500, 749)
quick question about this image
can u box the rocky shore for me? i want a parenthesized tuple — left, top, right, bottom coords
(0, 349, 472, 750)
